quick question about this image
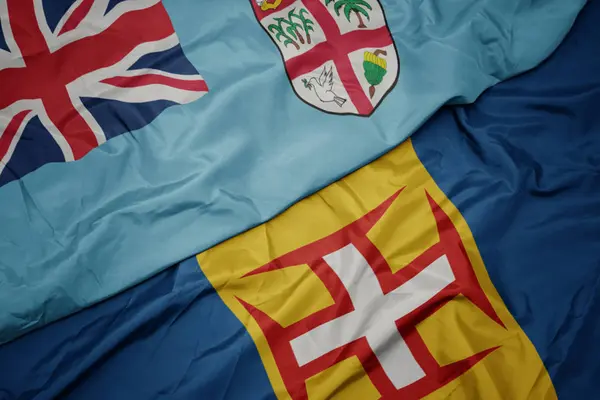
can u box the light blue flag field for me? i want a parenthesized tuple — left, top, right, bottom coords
(0, 0, 586, 343)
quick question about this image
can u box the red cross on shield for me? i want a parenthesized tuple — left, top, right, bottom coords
(250, 0, 399, 116)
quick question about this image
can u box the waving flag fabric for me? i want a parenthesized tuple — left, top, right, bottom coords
(0, 1, 598, 398)
(0, 0, 207, 186)
(0, 0, 586, 344)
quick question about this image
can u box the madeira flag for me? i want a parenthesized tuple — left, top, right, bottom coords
(1, 1, 599, 399)
(197, 140, 552, 399)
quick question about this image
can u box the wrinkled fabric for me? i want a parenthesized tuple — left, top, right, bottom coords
(412, 3, 600, 396)
(0, 259, 275, 400)
(0, 1, 598, 398)
(0, 0, 586, 343)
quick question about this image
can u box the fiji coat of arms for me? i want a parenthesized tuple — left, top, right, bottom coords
(251, 0, 399, 116)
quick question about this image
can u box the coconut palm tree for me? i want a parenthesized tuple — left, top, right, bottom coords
(325, 0, 372, 29)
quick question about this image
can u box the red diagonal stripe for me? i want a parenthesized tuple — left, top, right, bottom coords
(102, 74, 208, 92)
(0, 110, 29, 163)
(42, 89, 98, 160)
(6, 0, 49, 58)
(58, 0, 95, 36)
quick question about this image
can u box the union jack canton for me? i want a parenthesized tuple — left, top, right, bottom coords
(0, 0, 208, 187)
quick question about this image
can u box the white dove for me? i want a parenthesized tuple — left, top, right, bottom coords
(302, 66, 347, 107)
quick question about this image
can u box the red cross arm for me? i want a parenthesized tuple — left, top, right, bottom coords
(6, 0, 49, 59)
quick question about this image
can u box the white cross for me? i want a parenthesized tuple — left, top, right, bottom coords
(290, 243, 455, 389)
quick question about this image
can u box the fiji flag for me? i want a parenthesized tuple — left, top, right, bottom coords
(0, 0, 207, 186)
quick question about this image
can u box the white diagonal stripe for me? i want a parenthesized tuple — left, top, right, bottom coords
(84, 82, 206, 104)
(71, 33, 179, 86)
(53, 0, 87, 36)
(0, 110, 33, 176)
(68, 92, 106, 145)
(34, 101, 75, 162)
(0, 0, 25, 69)
(33, 0, 57, 50)
(51, 0, 162, 52)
